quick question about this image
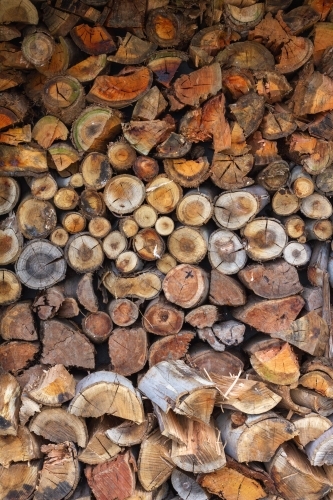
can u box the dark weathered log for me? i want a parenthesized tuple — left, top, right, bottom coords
(108, 325, 147, 376)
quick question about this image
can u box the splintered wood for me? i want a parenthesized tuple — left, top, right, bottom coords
(3, 1, 333, 499)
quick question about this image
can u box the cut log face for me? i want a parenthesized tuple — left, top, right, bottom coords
(69, 371, 145, 423)
(148, 331, 195, 367)
(162, 264, 209, 308)
(0, 460, 41, 500)
(79, 416, 121, 465)
(0, 300, 37, 341)
(0, 373, 20, 436)
(27, 364, 76, 406)
(29, 408, 88, 447)
(0, 425, 42, 467)
(208, 229, 247, 275)
(143, 297, 184, 336)
(85, 450, 136, 500)
(108, 325, 147, 376)
(217, 411, 297, 463)
(242, 218, 288, 261)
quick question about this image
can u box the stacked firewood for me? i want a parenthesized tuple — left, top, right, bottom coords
(3, 0, 333, 499)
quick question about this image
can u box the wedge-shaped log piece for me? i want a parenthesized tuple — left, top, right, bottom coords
(244, 336, 300, 385)
(215, 376, 281, 414)
(0, 424, 42, 467)
(71, 24, 116, 55)
(0, 0, 38, 24)
(238, 260, 302, 299)
(138, 360, 216, 424)
(302, 357, 333, 379)
(0, 144, 47, 177)
(0, 341, 39, 374)
(109, 33, 156, 65)
(32, 286, 64, 321)
(209, 270, 246, 306)
(41, 319, 94, 369)
(210, 153, 254, 190)
(233, 295, 304, 334)
(123, 117, 175, 155)
(154, 406, 188, 445)
(255, 70, 292, 103)
(35, 442, 80, 500)
(172, 469, 209, 500)
(85, 450, 136, 500)
(163, 264, 209, 308)
(163, 157, 210, 188)
(28, 364, 76, 406)
(149, 332, 195, 367)
(185, 305, 219, 329)
(138, 429, 174, 492)
(198, 320, 245, 351)
(217, 411, 297, 463)
(64, 272, 98, 313)
(103, 270, 162, 301)
(69, 371, 144, 423)
(132, 86, 167, 121)
(143, 296, 184, 336)
(230, 92, 265, 138)
(306, 426, 333, 466)
(147, 50, 188, 88)
(32, 115, 68, 149)
(0, 460, 41, 500)
(155, 132, 191, 159)
(293, 414, 332, 447)
(190, 343, 244, 378)
(108, 326, 147, 376)
(169, 62, 222, 110)
(199, 458, 271, 500)
(79, 416, 121, 465)
(287, 133, 333, 175)
(171, 417, 226, 473)
(271, 311, 329, 356)
(30, 407, 87, 447)
(0, 300, 36, 341)
(216, 41, 275, 70)
(87, 66, 153, 108)
(106, 415, 154, 448)
(67, 54, 108, 83)
(300, 371, 333, 399)
(0, 373, 20, 436)
(290, 387, 333, 417)
(0, 123, 30, 145)
(292, 70, 333, 116)
(190, 24, 240, 67)
(267, 442, 331, 500)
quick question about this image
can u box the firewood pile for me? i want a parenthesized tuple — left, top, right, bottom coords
(4, 0, 333, 498)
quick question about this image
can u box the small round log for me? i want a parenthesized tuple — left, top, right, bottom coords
(134, 204, 158, 228)
(115, 251, 144, 274)
(163, 264, 209, 308)
(65, 233, 104, 273)
(15, 240, 67, 289)
(155, 216, 175, 236)
(61, 212, 86, 234)
(0, 177, 20, 215)
(29, 174, 57, 200)
(49, 226, 69, 247)
(242, 217, 287, 261)
(284, 215, 306, 242)
(103, 231, 127, 259)
(133, 156, 159, 182)
(305, 219, 333, 241)
(32, 115, 68, 149)
(156, 253, 177, 274)
(80, 152, 112, 190)
(69, 172, 84, 189)
(143, 296, 184, 336)
(108, 298, 139, 327)
(22, 31, 55, 67)
(272, 189, 300, 216)
(17, 197, 57, 240)
(80, 189, 105, 219)
(283, 241, 312, 266)
(300, 193, 333, 219)
(88, 217, 111, 238)
(70, 24, 116, 55)
(168, 226, 208, 264)
(133, 228, 165, 261)
(290, 165, 315, 198)
(208, 229, 247, 274)
(146, 174, 182, 214)
(146, 8, 184, 47)
(119, 217, 139, 238)
(256, 160, 290, 191)
(177, 191, 213, 227)
(82, 311, 113, 343)
(42, 75, 85, 125)
(104, 174, 145, 214)
(78, 416, 121, 466)
(54, 187, 79, 210)
(0, 270, 21, 305)
(107, 140, 137, 172)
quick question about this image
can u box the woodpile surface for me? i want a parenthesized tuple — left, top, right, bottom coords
(4, 0, 333, 499)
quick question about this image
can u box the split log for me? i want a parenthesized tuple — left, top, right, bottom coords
(109, 33, 156, 65)
(34, 442, 80, 500)
(266, 442, 331, 500)
(198, 320, 245, 351)
(30, 408, 88, 447)
(0, 300, 37, 341)
(123, 117, 175, 156)
(185, 305, 219, 329)
(32, 286, 64, 320)
(290, 387, 333, 416)
(0, 425, 42, 467)
(189, 343, 244, 378)
(40, 318, 95, 369)
(67, 54, 108, 83)
(69, 371, 145, 423)
(106, 414, 154, 448)
(85, 450, 136, 500)
(147, 50, 187, 88)
(103, 269, 162, 301)
(217, 411, 297, 463)
(138, 429, 175, 492)
(209, 270, 246, 307)
(70, 24, 116, 55)
(232, 295, 304, 334)
(0, 460, 41, 500)
(108, 325, 147, 376)
(138, 360, 216, 424)
(0, 341, 39, 374)
(79, 416, 121, 465)
(293, 413, 332, 447)
(27, 364, 76, 406)
(48, 142, 80, 172)
(0, 373, 20, 436)
(238, 260, 302, 299)
(210, 152, 254, 190)
(64, 272, 98, 312)
(148, 331, 195, 367)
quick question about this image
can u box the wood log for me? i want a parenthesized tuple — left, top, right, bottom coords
(162, 264, 209, 308)
(32, 286, 64, 320)
(41, 318, 95, 369)
(185, 305, 219, 329)
(176, 191, 213, 227)
(133, 156, 159, 182)
(146, 174, 182, 214)
(78, 415, 121, 465)
(217, 411, 297, 463)
(48, 141, 80, 172)
(238, 260, 302, 299)
(147, 50, 187, 88)
(293, 413, 332, 447)
(102, 231, 127, 260)
(108, 298, 139, 327)
(300, 371, 333, 399)
(266, 442, 331, 500)
(172, 469, 209, 500)
(0, 214, 23, 266)
(138, 360, 216, 424)
(308, 241, 330, 287)
(103, 269, 162, 301)
(242, 217, 287, 261)
(107, 140, 137, 172)
(138, 429, 175, 492)
(88, 217, 111, 239)
(290, 387, 333, 416)
(0, 300, 36, 341)
(0, 372, 20, 436)
(67, 53, 108, 83)
(244, 336, 300, 385)
(210, 152, 254, 190)
(82, 311, 112, 343)
(133, 228, 165, 261)
(62, 212, 86, 234)
(106, 414, 154, 447)
(30, 407, 88, 447)
(0, 460, 41, 500)
(0, 425, 42, 467)
(208, 229, 247, 275)
(65, 233, 104, 273)
(283, 241, 312, 266)
(0, 341, 39, 374)
(80, 152, 112, 190)
(34, 442, 80, 500)
(143, 296, 184, 336)
(108, 325, 147, 376)
(0, 144, 47, 176)
(70, 24, 116, 55)
(69, 371, 145, 423)
(0, 177, 20, 215)
(28, 364, 75, 406)
(168, 226, 207, 264)
(109, 33, 156, 66)
(104, 174, 145, 215)
(148, 331, 195, 367)
(209, 269, 246, 307)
